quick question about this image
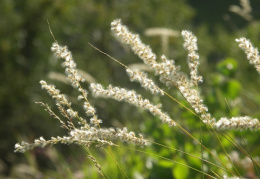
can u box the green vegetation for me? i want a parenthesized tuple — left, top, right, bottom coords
(1, 0, 260, 178)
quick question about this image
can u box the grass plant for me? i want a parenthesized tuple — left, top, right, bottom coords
(14, 19, 260, 179)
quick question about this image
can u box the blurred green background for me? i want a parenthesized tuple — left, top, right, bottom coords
(1, 0, 260, 178)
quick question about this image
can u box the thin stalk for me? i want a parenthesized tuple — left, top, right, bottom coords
(104, 147, 129, 179)
(116, 145, 217, 179)
(150, 141, 228, 173)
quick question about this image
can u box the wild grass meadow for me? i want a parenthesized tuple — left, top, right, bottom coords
(15, 17, 260, 179)
(2, 0, 260, 178)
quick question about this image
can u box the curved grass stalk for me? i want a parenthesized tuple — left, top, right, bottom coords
(104, 147, 129, 179)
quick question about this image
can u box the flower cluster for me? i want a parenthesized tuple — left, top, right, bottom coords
(13, 125, 148, 153)
(181, 30, 203, 86)
(111, 19, 157, 67)
(15, 136, 114, 154)
(83, 101, 96, 116)
(236, 37, 260, 73)
(126, 68, 164, 95)
(90, 83, 176, 126)
(71, 127, 147, 147)
(51, 42, 85, 88)
(40, 80, 70, 107)
(40, 80, 89, 127)
(15, 38, 148, 154)
(51, 43, 98, 124)
(111, 19, 214, 124)
(214, 116, 260, 130)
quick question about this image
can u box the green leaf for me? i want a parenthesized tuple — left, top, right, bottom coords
(223, 79, 241, 99)
(158, 160, 174, 168)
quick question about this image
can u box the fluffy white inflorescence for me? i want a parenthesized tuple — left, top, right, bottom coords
(16, 18, 260, 161)
(40, 80, 82, 123)
(214, 116, 260, 130)
(83, 101, 96, 116)
(112, 19, 184, 90)
(15, 125, 149, 153)
(70, 127, 147, 147)
(236, 37, 260, 73)
(181, 30, 203, 86)
(15, 136, 113, 153)
(15, 125, 148, 153)
(14, 135, 95, 153)
(51, 42, 97, 126)
(51, 42, 85, 88)
(156, 56, 209, 119)
(126, 68, 164, 95)
(111, 19, 215, 124)
(90, 83, 176, 126)
(111, 19, 157, 67)
(67, 109, 78, 118)
(112, 19, 188, 90)
(40, 80, 71, 107)
(15, 37, 151, 154)
(90, 116, 102, 127)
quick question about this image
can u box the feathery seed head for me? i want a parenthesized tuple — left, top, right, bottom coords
(236, 37, 260, 73)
